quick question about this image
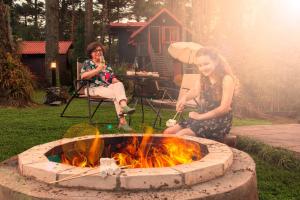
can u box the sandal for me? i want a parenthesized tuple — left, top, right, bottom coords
(121, 106, 135, 115)
(118, 124, 133, 132)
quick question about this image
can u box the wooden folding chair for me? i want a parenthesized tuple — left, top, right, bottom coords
(60, 60, 118, 124)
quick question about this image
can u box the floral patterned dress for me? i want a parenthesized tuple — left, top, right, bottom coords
(80, 59, 115, 87)
(178, 76, 233, 142)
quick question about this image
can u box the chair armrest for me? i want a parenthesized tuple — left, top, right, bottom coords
(74, 79, 94, 88)
(73, 79, 94, 95)
(75, 79, 93, 84)
(159, 87, 179, 92)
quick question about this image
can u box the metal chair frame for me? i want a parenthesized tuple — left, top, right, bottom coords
(60, 61, 119, 124)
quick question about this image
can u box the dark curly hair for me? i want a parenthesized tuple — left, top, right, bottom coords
(86, 42, 105, 59)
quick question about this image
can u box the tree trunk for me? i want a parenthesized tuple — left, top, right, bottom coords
(45, 0, 59, 86)
(70, 0, 76, 41)
(84, 0, 93, 49)
(100, 0, 108, 44)
(0, 1, 13, 57)
(34, 0, 38, 29)
(59, 0, 68, 40)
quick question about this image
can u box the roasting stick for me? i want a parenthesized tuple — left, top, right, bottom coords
(49, 165, 131, 184)
(49, 167, 97, 184)
(172, 111, 179, 120)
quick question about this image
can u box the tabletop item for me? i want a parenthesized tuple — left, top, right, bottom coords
(126, 71, 159, 77)
(126, 71, 135, 76)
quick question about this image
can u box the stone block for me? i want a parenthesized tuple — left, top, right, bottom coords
(120, 167, 183, 190)
(58, 167, 117, 190)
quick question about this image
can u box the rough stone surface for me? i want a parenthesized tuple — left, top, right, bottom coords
(57, 167, 117, 190)
(18, 134, 233, 190)
(120, 167, 183, 190)
(0, 149, 258, 200)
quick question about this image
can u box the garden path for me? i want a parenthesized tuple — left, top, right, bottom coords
(231, 124, 300, 156)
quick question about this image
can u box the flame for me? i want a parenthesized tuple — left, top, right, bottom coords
(87, 129, 104, 166)
(60, 126, 202, 168)
(61, 129, 104, 167)
(112, 129, 202, 168)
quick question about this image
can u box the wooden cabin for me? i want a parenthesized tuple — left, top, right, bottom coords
(109, 8, 192, 80)
(19, 41, 73, 87)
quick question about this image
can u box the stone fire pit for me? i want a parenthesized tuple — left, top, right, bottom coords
(0, 134, 258, 200)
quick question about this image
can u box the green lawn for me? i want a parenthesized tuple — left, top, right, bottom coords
(252, 155, 300, 200)
(1, 91, 299, 200)
(237, 137, 300, 200)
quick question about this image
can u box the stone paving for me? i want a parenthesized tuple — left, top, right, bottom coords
(231, 124, 300, 156)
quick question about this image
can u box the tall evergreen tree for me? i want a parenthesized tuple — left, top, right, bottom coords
(12, 0, 45, 40)
(84, 0, 93, 49)
(45, 0, 59, 85)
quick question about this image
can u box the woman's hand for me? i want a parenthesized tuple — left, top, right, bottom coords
(95, 63, 104, 72)
(112, 78, 119, 83)
(189, 111, 201, 120)
(176, 97, 186, 112)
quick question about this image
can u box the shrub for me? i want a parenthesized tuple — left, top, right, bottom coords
(0, 53, 34, 107)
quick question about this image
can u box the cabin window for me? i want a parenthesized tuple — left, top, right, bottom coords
(163, 27, 179, 44)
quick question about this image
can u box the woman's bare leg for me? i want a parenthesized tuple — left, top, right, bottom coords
(163, 124, 182, 135)
(176, 128, 196, 136)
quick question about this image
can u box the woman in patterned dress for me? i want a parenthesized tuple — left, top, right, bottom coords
(81, 42, 135, 131)
(163, 47, 237, 142)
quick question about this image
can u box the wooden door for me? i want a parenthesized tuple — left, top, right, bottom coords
(162, 26, 180, 53)
(149, 26, 161, 54)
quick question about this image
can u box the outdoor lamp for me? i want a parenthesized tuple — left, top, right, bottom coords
(50, 62, 57, 69)
(50, 61, 57, 86)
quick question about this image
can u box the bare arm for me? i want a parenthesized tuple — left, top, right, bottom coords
(189, 75, 234, 120)
(176, 78, 201, 112)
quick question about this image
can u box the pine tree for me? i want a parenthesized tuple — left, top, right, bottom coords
(84, 0, 93, 49)
(45, 0, 59, 85)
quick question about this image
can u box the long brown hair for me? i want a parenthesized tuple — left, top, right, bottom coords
(195, 47, 238, 100)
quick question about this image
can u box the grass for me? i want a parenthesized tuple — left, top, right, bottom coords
(1, 90, 179, 161)
(254, 156, 300, 200)
(1, 90, 299, 200)
(237, 137, 300, 200)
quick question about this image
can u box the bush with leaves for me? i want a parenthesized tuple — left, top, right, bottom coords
(0, 2, 34, 107)
(0, 53, 34, 107)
